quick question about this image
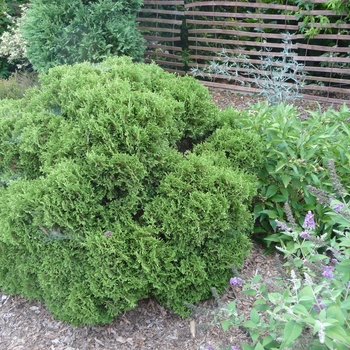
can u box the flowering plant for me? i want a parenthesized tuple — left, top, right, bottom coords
(0, 4, 30, 70)
(208, 199, 350, 350)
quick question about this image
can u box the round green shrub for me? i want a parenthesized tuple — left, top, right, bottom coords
(0, 57, 262, 325)
(21, 0, 145, 72)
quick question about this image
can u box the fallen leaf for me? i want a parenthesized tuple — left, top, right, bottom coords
(116, 336, 128, 343)
(190, 319, 196, 338)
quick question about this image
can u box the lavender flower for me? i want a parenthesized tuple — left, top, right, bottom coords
(300, 231, 310, 239)
(275, 220, 291, 232)
(230, 277, 243, 287)
(313, 298, 327, 313)
(332, 203, 344, 213)
(322, 266, 334, 280)
(302, 211, 315, 230)
(231, 346, 239, 350)
(330, 258, 338, 265)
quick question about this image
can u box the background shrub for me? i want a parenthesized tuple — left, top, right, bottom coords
(21, 0, 145, 72)
(0, 0, 29, 77)
(0, 57, 262, 325)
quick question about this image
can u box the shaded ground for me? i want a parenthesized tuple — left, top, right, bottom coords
(0, 89, 344, 350)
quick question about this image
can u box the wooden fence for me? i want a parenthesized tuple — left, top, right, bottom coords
(137, 0, 186, 74)
(137, 0, 350, 104)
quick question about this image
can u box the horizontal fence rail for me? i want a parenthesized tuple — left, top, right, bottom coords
(137, 0, 186, 74)
(138, 0, 350, 104)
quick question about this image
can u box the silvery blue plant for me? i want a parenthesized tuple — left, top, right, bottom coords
(190, 33, 306, 105)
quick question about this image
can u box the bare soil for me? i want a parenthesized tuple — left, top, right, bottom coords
(0, 90, 343, 350)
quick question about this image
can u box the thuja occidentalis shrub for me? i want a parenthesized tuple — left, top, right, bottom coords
(0, 57, 263, 325)
(21, 0, 145, 73)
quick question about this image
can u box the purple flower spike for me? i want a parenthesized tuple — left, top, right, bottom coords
(300, 231, 311, 239)
(313, 298, 327, 313)
(303, 211, 315, 230)
(231, 346, 239, 350)
(330, 258, 338, 265)
(332, 203, 344, 213)
(275, 220, 291, 232)
(230, 277, 243, 287)
(322, 266, 334, 280)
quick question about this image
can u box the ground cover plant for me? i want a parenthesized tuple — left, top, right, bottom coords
(0, 56, 263, 325)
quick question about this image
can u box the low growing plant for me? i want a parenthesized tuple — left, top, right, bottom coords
(187, 177, 350, 349)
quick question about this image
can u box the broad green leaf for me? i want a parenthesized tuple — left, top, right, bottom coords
(250, 329, 260, 343)
(262, 335, 274, 347)
(280, 174, 292, 188)
(244, 289, 258, 296)
(254, 342, 265, 350)
(266, 185, 278, 198)
(227, 301, 237, 313)
(281, 320, 302, 347)
(254, 303, 269, 312)
(336, 260, 350, 280)
(270, 194, 288, 202)
(254, 203, 265, 220)
(242, 344, 255, 350)
(340, 299, 350, 310)
(221, 319, 231, 332)
(260, 210, 278, 219)
(327, 306, 345, 326)
(243, 320, 258, 329)
(252, 275, 262, 284)
(268, 293, 282, 304)
(250, 308, 260, 324)
(292, 303, 309, 316)
(253, 298, 266, 306)
(325, 325, 350, 346)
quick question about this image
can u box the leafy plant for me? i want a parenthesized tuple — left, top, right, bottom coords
(187, 173, 350, 350)
(217, 101, 350, 244)
(191, 33, 306, 105)
(0, 57, 262, 325)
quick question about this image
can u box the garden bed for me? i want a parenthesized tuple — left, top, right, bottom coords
(0, 89, 345, 350)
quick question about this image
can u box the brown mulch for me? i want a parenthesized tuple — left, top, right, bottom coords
(0, 89, 344, 350)
(0, 243, 280, 350)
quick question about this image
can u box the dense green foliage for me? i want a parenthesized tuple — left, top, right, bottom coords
(21, 0, 145, 72)
(0, 57, 262, 325)
(221, 102, 350, 244)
